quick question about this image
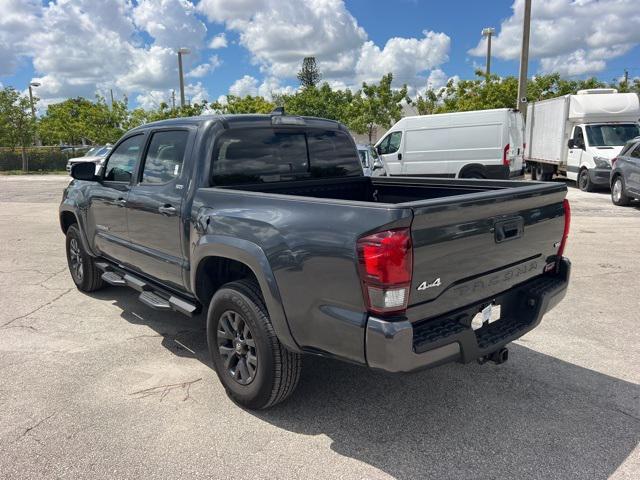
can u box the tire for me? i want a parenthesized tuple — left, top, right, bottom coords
(535, 163, 553, 182)
(611, 176, 631, 206)
(207, 279, 302, 409)
(65, 224, 105, 292)
(461, 170, 485, 179)
(530, 163, 538, 180)
(578, 168, 595, 192)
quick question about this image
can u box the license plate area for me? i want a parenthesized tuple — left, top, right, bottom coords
(471, 303, 501, 331)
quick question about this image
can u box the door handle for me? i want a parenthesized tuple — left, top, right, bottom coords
(115, 197, 127, 207)
(158, 205, 177, 216)
(398, 153, 403, 160)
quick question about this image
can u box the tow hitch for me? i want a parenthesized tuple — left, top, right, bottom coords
(478, 347, 509, 365)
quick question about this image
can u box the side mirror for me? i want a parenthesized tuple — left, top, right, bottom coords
(372, 159, 384, 170)
(567, 139, 575, 149)
(71, 162, 98, 181)
(376, 145, 383, 155)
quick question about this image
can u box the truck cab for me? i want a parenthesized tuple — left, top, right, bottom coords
(526, 88, 640, 191)
(567, 121, 640, 191)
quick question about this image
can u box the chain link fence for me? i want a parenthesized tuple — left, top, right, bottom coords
(0, 146, 92, 172)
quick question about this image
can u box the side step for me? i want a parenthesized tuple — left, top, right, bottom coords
(95, 262, 199, 317)
(101, 271, 126, 286)
(139, 291, 171, 311)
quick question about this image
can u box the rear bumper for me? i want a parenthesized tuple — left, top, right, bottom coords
(365, 258, 571, 372)
(589, 168, 611, 186)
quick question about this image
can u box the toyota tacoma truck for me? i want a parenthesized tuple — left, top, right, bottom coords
(60, 112, 571, 409)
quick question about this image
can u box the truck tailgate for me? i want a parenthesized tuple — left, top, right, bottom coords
(406, 182, 567, 323)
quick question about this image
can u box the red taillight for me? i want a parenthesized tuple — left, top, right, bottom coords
(503, 144, 510, 166)
(557, 199, 571, 258)
(357, 228, 412, 316)
(611, 157, 618, 166)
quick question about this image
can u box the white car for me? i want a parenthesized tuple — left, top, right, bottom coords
(66, 145, 112, 174)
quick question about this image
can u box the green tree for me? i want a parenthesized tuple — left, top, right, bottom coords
(0, 87, 36, 170)
(297, 57, 322, 89)
(281, 83, 353, 122)
(348, 73, 408, 143)
(210, 95, 275, 114)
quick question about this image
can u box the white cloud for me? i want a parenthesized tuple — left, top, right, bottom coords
(187, 55, 222, 78)
(469, 0, 640, 76)
(0, 0, 41, 75)
(355, 31, 450, 85)
(132, 0, 206, 51)
(228, 75, 296, 99)
(208, 33, 228, 49)
(229, 75, 259, 97)
(201, 0, 450, 90)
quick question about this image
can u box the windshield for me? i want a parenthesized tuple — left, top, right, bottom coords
(95, 147, 111, 157)
(84, 147, 99, 156)
(585, 124, 640, 147)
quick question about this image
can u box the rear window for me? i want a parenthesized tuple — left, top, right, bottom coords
(212, 128, 360, 185)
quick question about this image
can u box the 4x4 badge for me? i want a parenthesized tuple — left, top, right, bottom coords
(418, 278, 441, 290)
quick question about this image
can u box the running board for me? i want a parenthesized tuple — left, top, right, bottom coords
(101, 271, 126, 286)
(95, 262, 198, 317)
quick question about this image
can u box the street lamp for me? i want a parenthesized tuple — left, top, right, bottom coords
(177, 47, 190, 108)
(481, 27, 495, 78)
(28, 81, 41, 147)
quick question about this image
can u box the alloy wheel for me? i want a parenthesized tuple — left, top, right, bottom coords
(612, 179, 623, 202)
(217, 310, 258, 385)
(69, 238, 84, 282)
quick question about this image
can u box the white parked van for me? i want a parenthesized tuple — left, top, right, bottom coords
(525, 89, 640, 191)
(374, 108, 524, 179)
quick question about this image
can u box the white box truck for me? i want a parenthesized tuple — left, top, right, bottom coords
(525, 88, 640, 191)
(375, 108, 524, 179)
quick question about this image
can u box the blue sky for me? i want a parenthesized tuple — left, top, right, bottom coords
(0, 0, 638, 110)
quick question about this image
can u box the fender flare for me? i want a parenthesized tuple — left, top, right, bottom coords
(59, 203, 98, 257)
(191, 235, 300, 353)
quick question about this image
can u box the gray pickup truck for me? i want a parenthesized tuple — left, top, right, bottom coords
(60, 112, 571, 409)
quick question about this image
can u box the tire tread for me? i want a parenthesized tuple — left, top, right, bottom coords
(220, 279, 301, 408)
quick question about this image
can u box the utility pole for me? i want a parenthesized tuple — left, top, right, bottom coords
(517, 0, 532, 117)
(171, 89, 176, 109)
(623, 69, 629, 90)
(28, 81, 41, 148)
(481, 28, 495, 78)
(110, 89, 115, 110)
(177, 47, 190, 108)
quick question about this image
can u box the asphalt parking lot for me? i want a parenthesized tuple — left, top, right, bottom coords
(0, 175, 638, 479)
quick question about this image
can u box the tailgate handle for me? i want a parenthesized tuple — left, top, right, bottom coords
(494, 217, 524, 243)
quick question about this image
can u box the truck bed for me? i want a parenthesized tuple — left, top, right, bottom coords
(216, 175, 532, 205)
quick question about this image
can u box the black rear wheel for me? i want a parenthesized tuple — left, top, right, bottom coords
(207, 279, 302, 409)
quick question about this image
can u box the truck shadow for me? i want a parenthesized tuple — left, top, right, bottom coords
(94, 288, 640, 480)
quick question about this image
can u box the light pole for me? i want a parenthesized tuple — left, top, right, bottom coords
(481, 28, 495, 78)
(177, 47, 190, 108)
(517, 0, 532, 116)
(28, 81, 41, 146)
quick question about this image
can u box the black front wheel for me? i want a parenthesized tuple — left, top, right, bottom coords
(207, 280, 302, 409)
(578, 169, 595, 192)
(65, 224, 105, 292)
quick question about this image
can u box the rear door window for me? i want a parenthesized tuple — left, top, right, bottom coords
(141, 130, 189, 184)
